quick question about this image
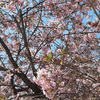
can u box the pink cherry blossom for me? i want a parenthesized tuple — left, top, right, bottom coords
(0, 0, 100, 100)
(17, 0, 23, 4)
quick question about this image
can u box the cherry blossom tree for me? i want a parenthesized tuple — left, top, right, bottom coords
(0, 0, 100, 100)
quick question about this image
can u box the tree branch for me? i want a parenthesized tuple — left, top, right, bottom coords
(0, 37, 42, 95)
(0, 37, 18, 69)
(87, 0, 100, 20)
(19, 9, 37, 77)
(0, 66, 9, 71)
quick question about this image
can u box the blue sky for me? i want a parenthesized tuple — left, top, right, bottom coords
(82, 10, 100, 38)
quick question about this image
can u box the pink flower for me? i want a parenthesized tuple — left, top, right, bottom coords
(76, 79, 81, 82)
(59, 82, 64, 86)
(65, 35, 68, 41)
(57, 49, 61, 54)
(98, 67, 100, 72)
(17, 0, 23, 4)
(83, 35, 87, 42)
(0, 86, 6, 91)
(43, 91, 54, 99)
(82, 79, 86, 84)
(51, 81, 56, 87)
(7, 2, 16, 11)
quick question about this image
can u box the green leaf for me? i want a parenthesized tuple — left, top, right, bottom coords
(73, 57, 80, 61)
(3, 5, 6, 8)
(61, 48, 66, 55)
(42, 75, 46, 77)
(28, 16, 31, 19)
(44, 53, 53, 62)
(57, 80, 60, 84)
(49, 53, 53, 59)
(47, 88, 52, 93)
(60, 60, 63, 65)
(0, 95, 4, 100)
(60, 26, 62, 30)
(0, 11, 2, 14)
(87, 75, 89, 78)
(62, 48, 65, 53)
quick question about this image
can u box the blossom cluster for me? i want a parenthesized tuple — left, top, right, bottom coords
(0, 0, 100, 100)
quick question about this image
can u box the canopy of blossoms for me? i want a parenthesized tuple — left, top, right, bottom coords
(0, 0, 100, 100)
